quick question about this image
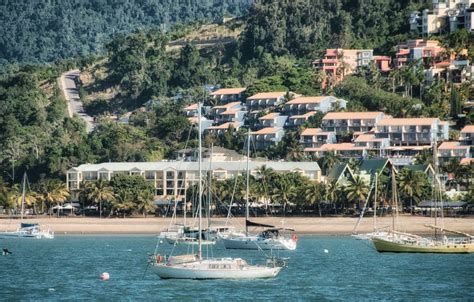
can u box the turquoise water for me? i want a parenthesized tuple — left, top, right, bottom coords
(0, 236, 473, 301)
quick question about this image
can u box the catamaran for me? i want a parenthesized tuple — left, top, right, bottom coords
(371, 144, 474, 253)
(149, 104, 286, 279)
(221, 130, 297, 251)
(0, 173, 54, 239)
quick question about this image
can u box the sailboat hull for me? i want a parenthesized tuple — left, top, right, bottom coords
(222, 236, 297, 250)
(372, 237, 474, 253)
(151, 259, 281, 279)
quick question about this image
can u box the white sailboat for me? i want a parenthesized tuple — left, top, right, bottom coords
(222, 130, 297, 251)
(371, 144, 474, 253)
(150, 103, 286, 279)
(0, 173, 54, 239)
(352, 172, 388, 241)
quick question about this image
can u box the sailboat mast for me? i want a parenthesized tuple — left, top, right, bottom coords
(198, 103, 203, 259)
(245, 129, 250, 235)
(208, 144, 213, 231)
(373, 172, 378, 231)
(391, 167, 397, 235)
(20, 172, 26, 221)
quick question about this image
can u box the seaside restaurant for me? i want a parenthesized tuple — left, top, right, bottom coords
(67, 161, 322, 201)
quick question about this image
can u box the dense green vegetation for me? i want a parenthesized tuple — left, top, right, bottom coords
(0, 0, 473, 215)
(0, 0, 251, 71)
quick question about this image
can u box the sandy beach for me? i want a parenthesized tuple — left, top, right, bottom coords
(1, 216, 473, 235)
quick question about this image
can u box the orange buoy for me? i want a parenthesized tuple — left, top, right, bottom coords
(100, 272, 110, 281)
(292, 234, 298, 241)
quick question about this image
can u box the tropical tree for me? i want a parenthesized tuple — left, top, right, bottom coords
(303, 181, 325, 216)
(134, 189, 155, 217)
(85, 180, 115, 218)
(345, 176, 369, 210)
(271, 174, 298, 216)
(319, 152, 340, 175)
(398, 169, 428, 214)
(37, 179, 70, 216)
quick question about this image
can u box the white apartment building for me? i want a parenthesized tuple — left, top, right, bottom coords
(322, 112, 386, 134)
(246, 92, 289, 111)
(374, 118, 449, 145)
(300, 128, 337, 148)
(284, 96, 347, 115)
(210, 87, 246, 104)
(251, 127, 285, 150)
(258, 113, 288, 129)
(67, 161, 321, 200)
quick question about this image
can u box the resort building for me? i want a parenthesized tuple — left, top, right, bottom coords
(187, 116, 213, 133)
(257, 112, 288, 129)
(460, 124, 474, 147)
(210, 87, 246, 104)
(210, 102, 243, 124)
(183, 103, 198, 117)
(410, 0, 474, 35)
(322, 112, 386, 134)
(246, 92, 289, 111)
(206, 121, 242, 136)
(374, 118, 449, 145)
(394, 40, 444, 68)
(300, 128, 337, 148)
(67, 161, 322, 200)
(304, 143, 367, 159)
(353, 134, 390, 156)
(288, 112, 317, 127)
(438, 141, 471, 164)
(284, 96, 347, 115)
(373, 56, 392, 73)
(251, 127, 285, 150)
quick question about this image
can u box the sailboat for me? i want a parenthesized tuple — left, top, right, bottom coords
(352, 172, 388, 241)
(150, 104, 286, 279)
(371, 143, 474, 253)
(0, 173, 54, 239)
(221, 130, 297, 251)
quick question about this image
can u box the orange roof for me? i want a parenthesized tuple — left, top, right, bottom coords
(354, 134, 386, 142)
(286, 96, 327, 105)
(460, 158, 474, 165)
(290, 112, 317, 119)
(323, 112, 383, 120)
(247, 92, 287, 100)
(259, 112, 281, 120)
(301, 128, 322, 136)
(220, 109, 239, 115)
(184, 103, 198, 110)
(387, 146, 431, 151)
(376, 118, 438, 126)
(305, 143, 365, 152)
(207, 122, 240, 130)
(251, 127, 282, 135)
(210, 87, 246, 96)
(461, 125, 474, 133)
(212, 102, 241, 109)
(438, 141, 470, 150)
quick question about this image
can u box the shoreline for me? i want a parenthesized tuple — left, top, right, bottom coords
(1, 216, 473, 236)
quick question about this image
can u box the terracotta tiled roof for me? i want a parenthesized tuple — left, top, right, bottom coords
(376, 118, 438, 126)
(251, 127, 282, 135)
(286, 96, 327, 105)
(305, 143, 365, 152)
(259, 112, 281, 120)
(323, 112, 383, 120)
(184, 103, 198, 110)
(461, 125, 474, 133)
(220, 109, 239, 115)
(354, 134, 386, 142)
(460, 158, 474, 165)
(210, 87, 246, 96)
(301, 128, 322, 136)
(387, 146, 431, 151)
(438, 141, 470, 150)
(212, 102, 241, 109)
(290, 111, 317, 119)
(247, 92, 287, 100)
(207, 122, 240, 130)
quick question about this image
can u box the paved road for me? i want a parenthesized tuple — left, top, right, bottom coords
(60, 70, 94, 133)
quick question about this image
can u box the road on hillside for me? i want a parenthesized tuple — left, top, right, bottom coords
(60, 70, 94, 133)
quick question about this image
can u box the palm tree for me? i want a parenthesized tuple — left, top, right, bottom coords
(319, 151, 340, 174)
(304, 182, 325, 216)
(345, 176, 369, 210)
(38, 179, 70, 216)
(398, 169, 427, 214)
(134, 189, 155, 217)
(271, 174, 298, 216)
(324, 181, 343, 214)
(85, 180, 114, 218)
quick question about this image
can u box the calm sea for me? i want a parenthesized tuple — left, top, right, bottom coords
(0, 236, 472, 301)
